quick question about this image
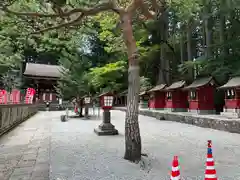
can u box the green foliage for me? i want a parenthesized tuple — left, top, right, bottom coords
(140, 76, 152, 91)
(87, 61, 127, 92)
(56, 52, 91, 99)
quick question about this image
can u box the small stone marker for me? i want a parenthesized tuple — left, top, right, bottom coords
(61, 115, 67, 122)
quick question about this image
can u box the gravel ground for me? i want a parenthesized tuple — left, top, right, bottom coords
(0, 110, 240, 180)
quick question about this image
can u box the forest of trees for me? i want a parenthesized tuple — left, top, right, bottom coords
(0, 0, 239, 162)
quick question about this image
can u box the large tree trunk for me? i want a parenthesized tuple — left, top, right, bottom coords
(186, 19, 193, 80)
(158, 7, 169, 84)
(77, 98, 84, 117)
(121, 13, 141, 162)
(203, 0, 213, 58)
(219, 0, 228, 56)
(84, 104, 89, 118)
(180, 27, 185, 63)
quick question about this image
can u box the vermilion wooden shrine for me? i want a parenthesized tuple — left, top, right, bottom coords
(219, 76, 240, 118)
(115, 90, 127, 106)
(23, 63, 62, 103)
(164, 80, 188, 112)
(184, 77, 216, 114)
(148, 84, 166, 110)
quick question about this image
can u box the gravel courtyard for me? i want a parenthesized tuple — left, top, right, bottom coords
(0, 110, 240, 180)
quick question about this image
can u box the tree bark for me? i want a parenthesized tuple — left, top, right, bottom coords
(219, 0, 228, 56)
(79, 107, 83, 117)
(121, 13, 141, 162)
(186, 19, 193, 80)
(85, 104, 89, 118)
(77, 98, 84, 117)
(203, 0, 213, 58)
(158, 8, 169, 84)
(180, 25, 185, 63)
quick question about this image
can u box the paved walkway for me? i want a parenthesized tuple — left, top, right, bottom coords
(0, 110, 240, 180)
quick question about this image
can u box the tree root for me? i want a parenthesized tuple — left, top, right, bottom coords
(141, 153, 148, 157)
(139, 153, 152, 173)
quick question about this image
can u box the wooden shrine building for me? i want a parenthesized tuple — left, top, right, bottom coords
(219, 76, 240, 118)
(23, 63, 62, 103)
(115, 90, 127, 106)
(139, 91, 150, 109)
(148, 84, 166, 110)
(184, 76, 216, 114)
(164, 80, 188, 112)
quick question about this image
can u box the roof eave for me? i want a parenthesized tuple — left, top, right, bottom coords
(218, 85, 240, 89)
(23, 75, 60, 80)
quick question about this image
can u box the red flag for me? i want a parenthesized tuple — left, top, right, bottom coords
(11, 89, 20, 104)
(0, 90, 4, 104)
(25, 88, 36, 104)
(25, 88, 32, 104)
(0, 90, 8, 104)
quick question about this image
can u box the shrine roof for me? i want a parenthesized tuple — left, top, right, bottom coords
(118, 90, 128, 96)
(184, 77, 213, 89)
(148, 84, 167, 92)
(139, 91, 148, 96)
(219, 77, 240, 89)
(23, 63, 62, 78)
(165, 80, 186, 90)
(98, 91, 113, 97)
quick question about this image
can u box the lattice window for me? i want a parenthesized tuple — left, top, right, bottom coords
(226, 89, 235, 99)
(190, 91, 197, 100)
(104, 96, 113, 106)
(167, 92, 172, 100)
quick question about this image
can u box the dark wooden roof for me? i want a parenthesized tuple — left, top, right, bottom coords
(184, 77, 213, 89)
(98, 91, 113, 97)
(139, 91, 148, 96)
(165, 80, 186, 90)
(118, 90, 128, 96)
(23, 63, 62, 78)
(219, 77, 240, 89)
(148, 84, 166, 92)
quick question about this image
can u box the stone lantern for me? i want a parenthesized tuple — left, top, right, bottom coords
(94, 92, 118, 135)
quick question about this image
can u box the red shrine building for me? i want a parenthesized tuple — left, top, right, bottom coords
(148, 84, 166, 110)
(164, 80, 188, 112)
(219, 76, 240, 118)
(184, 77, 216, 114)
(23, 63, 62, 103)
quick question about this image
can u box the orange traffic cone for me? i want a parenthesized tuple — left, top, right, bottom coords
(170, 156, 180, 180)
(205, 140, 217, 180)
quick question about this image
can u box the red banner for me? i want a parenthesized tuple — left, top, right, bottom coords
(25, 88, 36, 104)
(11, 89, 20, 104)
(0, 90, 7, 104)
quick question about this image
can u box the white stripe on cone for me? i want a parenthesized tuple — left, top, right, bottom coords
(172, 166, 179, 171)
(205, 174, 217, 178)
(206, 166, 215, 170)
(171, 176, 180, 180)
(206, 158, 214, 162)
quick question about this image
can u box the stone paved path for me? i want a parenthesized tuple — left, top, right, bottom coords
(1, 110, 240, 180)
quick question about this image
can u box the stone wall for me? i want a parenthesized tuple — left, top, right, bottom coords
(113, 107, 240, 134)
(0, 104, 38, 136)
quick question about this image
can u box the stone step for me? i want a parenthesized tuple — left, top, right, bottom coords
(221, 111, 240, 118)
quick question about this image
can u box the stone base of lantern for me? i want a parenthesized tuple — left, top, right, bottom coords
(94, 109, 118, 136)
(94, 125, 118, 136)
